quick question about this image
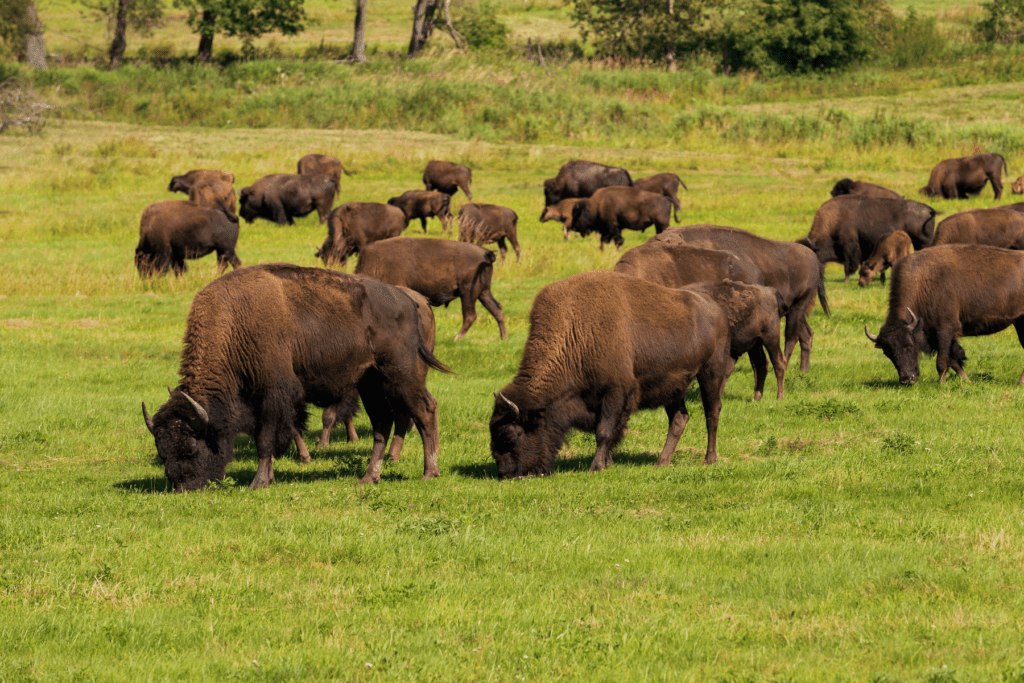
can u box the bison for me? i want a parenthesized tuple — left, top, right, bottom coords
(539, 197, 584, 239)
(168, 169, 234, 194)
(142, 264, 451, 490)
(387, 190, 453, 234)
(134, 200, 240, 277)
(297, 153, 350, 193)
(931, 208, 1024, 250)
(858, 230, 913, 287)
(829, 179, 903, 199)
(920, 153, 1007, 200)
(613, 240, 764, 288)
(187, 178, 237, 219)
(633, 172, 686, 222)
(865, 244, 1024, 385)
(354, 236, 507, 341)
(423, 160, 472, 200)
(457, 202, 521, 262)
(799, 195, 935, 280)
(652, 225, 829, 373)
(489, 270, 731, 478)
(317, 202, 409, 268)
(570, 186, 672, 249)
(543, 160, 632, 207)
(239, 173, 336, 225)
(1013, 176, 1024, 195)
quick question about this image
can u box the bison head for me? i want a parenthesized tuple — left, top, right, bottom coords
(865, 308, 924, 385)
(1012, 176, 1024, 195)
(542, 179, 561, 208)
(489, 392, 560, 479)
(569, 200, 595, 239)
(168, 175, 189, 194)
(830, 178, 856, 197)
(238, 187, 260, 224)
(143, 390, 230, 492)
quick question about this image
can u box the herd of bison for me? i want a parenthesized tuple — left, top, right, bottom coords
(136, 151, 1024, 490)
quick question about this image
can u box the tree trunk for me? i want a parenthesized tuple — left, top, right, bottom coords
(109, 0, 129, 67)
(408, 0, 440, 57)
(23, 3, 46, 69)
(349, 0, 367, 63)
(197, 10, 215, 63)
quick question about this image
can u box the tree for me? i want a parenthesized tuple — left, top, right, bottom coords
(408, 0, 440, 56)
(81, 0, 164, 67)
(976, 0, 1024, 43)
(0, 0, 46, 67)
(349, 0, 367, 62)
(172, 0, 306, 62)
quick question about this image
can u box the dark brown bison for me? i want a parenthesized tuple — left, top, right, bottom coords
(613, 240, 764, 288)
(829, 179, 903, 199)
(684, 281, 787, 401)
(653, 225, 830, 373)
(168, 169, 234, 194)
(423, 160, 472, 200)
(865, 245, 1024, 385)
(297, 153, 350, 193)
(858, 230, 913, 287)
(799, 196, 936, 280)
(239, 174, 336, 225)
(539, 197, 584, 239)
(1013, 176, 1024, 195)
(134, 200, 241, 277)
(633, 172, 686, 221)
(355, 236, 507, 341)
(543, 160, 632, 207)
(187, 178, 237, 219)
(387, 190, 453, 234)
(457, 202, 521, 262)
(316, 202, 409, 268)
(920, 153, 1007, 200)
(570, 186, 672, 249)
(931, 208, 1024, 249)
(489, 270, 731, 478)
(142, 264, 451, 490)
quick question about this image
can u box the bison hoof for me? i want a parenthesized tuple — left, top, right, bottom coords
(754, 391, 763, 401)
(357, 474, 381, 485)
(422, 469, 439, 481)
(703, 454, 718, 465)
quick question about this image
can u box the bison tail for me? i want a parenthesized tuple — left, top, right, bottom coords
(341, 164, 353, 177)
(419, 341, 454, 374)
(816, 263, 831, 317)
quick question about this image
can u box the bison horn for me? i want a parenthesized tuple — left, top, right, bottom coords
(906, 308, 918, 327)
(142, 402, 155, 435)
(495, 392, 520, 420)
(179, 390, 210, 436)
(864, 325, 878, 342)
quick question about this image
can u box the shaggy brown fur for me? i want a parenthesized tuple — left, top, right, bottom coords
(317, 202, 409, 268)
(457, 202, 521, 262)
(829, 179, 903, 199)
(134, 200, 240, 277)
(858, 230, 913, 287)
(168, 169, 234, 194)
(613, 240, 764, 288)
(633, 172, 686, 222)
(1013, 176, 1024, 195)
(920, 153, 1007, 199)
(543, 160, 632, 207)
(297, 153, 350, 193)
(423, 160, 472, 200)
(188, 178, 237, 219)
(932, 208, 1024, 249)
(388, 190, 453, 234)
(570, 186, 672, 249)
(239, 173, 336, 225)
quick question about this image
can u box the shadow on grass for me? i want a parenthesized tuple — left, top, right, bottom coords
(451, 449, 665, 480)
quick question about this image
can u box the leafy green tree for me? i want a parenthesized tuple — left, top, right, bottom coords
(0, 0, 45, 66)
(172, 0, 306, 62)
(976, 0, 1024, 43)
(81, 0, 164, 66)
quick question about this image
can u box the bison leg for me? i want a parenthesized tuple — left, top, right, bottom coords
(656, 400, 690, 467)
(478, 290, 508, 340)
(293, 428, 312, 464)
(509, 234, 521, 263)
(591, 389, 631, 472)
(454, 292, 478, 342)
(1014, 321, 1024, 385)
(387, 410, 413, 462)
(696, 369, 726, 466)
(356, 381, 395, 485)
(748, 346, 768, 401)
(797, 319, 814, 373)
(216, 250, 241, 273)
(461, 183, 473, 201)
(406, 391, 440, 480)
(991, 173, 1003, 200)
(420, 216, 428, 233)
(250, 432, 277, 489)
(319, 404, 338, 448)
(495, 237, 508, 261)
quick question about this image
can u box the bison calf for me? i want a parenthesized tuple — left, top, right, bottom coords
(423, 160, 472, 200)
(858, 230, 913, 287)
(458, 202, 521, 262)
(387, 190, 453, 234)
(355, 236, 507, 341)
(188, 178, 237, 220)
(633, 172, 685, 222)
(539, 197, 584, 239)
(317, 202, 409, 268)
(239, 173, 336, 225)
(571, 186, 672, 249)
(297, 153, 350, 193)
(135, 200, 240, 277)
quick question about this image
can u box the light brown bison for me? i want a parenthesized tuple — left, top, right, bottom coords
(543, 160, 632, 207)
(423, 160, 472, 200)
(865, 245, 1024, 384)
(489, 270, 731, 478)
(387, 190, 453, 234)
(457, 202, 521, 262)
(829, 179, 903, 199)
(187, 178, 237, 219)
(920, 153, 1007, 200)
(317, 202, 409, 268)
(1013, 176, 1024, 195)
(570, 186, 672, 249)
(613, 240, 764, 288)
(168, 169, 234, 194)
(633, 172, 686, 221)
(239, 174, 336, 225)
(539, 197, 584, 239)
(355, 236, 507, 341)
(134, 200, 240, 277)
(931, 208, 1024, 249)
(858, 230, 913, 287)
(142, 264, 451, 490)
(297, 153, 350, 193)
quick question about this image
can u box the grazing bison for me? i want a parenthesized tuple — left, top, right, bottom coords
(142, 264, 451, 490)
(799, 196, 936, 280)
(931, 208, 1024, 249)
(239, 173, 336, 225)
(570, 186, 672, 249)
(188, 178, 237, 219)
(653, 225, 829, 373)
(134, 200, 241, 277)
(1013, 176, 1024, 195)
(920, 153, 1008, 200)
(865, 245, 1024, 384)
(633, 172, 686, 222)
(489, 270, 731, 478)
(355, 236, 507, 341)
(543, 160, 632, 207)
(316, 202, 409, 268)
(830, 179, 903, 199)
(613, 240, 764, 288)
(387, 190, 453, 234)
(457, 202, 521, 262)
(539, 197, 584, 239)
(423, 160, 472, 200)
(858, 230, 913, 287)
(297, 153, 350, 193)
(168, 169, 234, 194)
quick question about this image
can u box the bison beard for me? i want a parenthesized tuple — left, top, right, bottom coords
(489, 271, 731, 478)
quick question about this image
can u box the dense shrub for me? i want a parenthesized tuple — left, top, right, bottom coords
(883, 8, 945, 68)
(453, 1, 510, 50)
(976, 0, 1024, 43)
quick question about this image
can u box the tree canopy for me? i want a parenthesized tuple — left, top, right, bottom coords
(172, 0, 306, 61)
